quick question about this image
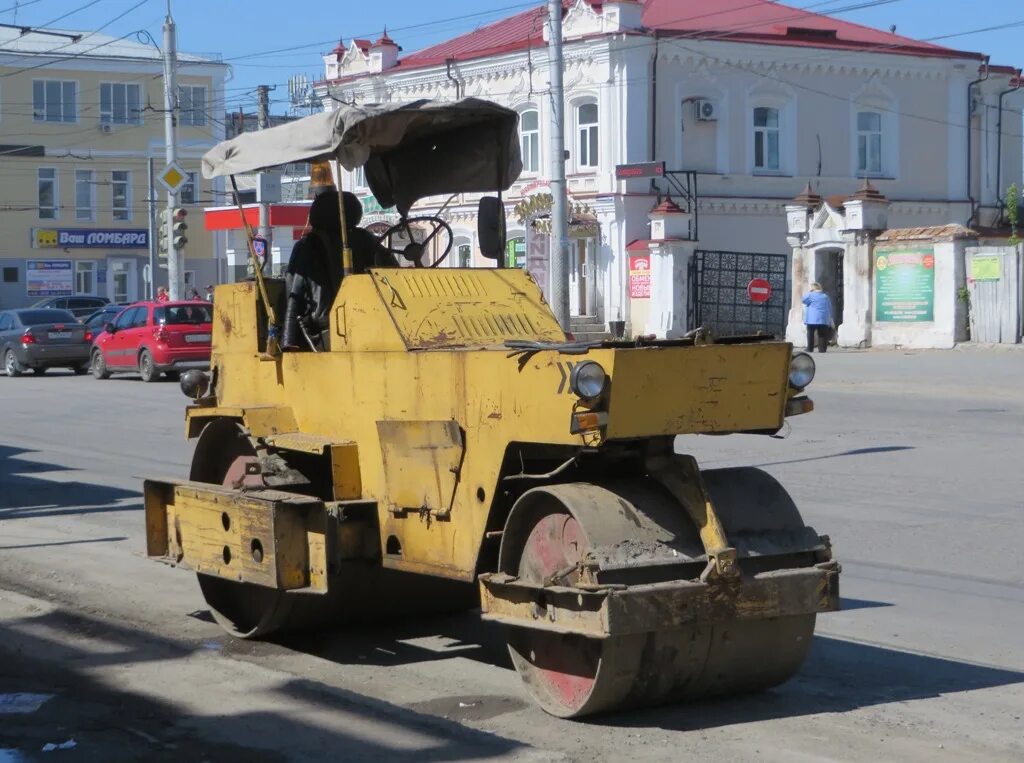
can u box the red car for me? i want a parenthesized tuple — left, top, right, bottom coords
(91, 300, 213, 382)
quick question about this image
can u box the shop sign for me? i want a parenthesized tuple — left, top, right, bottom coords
(969, 255, 1001, 281)
(506, 237, 526, 269)
(32, 228, 148, 249)
(26, 259, 73, 297)
(874, 246, 935, 322)
(628, 254, 651, 299)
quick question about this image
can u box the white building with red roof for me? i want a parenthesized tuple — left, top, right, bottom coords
(316, 0, 1021, 338)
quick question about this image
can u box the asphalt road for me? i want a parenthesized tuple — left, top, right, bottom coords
(1, 348, 1022, 762)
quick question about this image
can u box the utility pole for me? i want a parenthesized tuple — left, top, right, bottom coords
(256, 84, 274, 263)
(147, 157, 156, 299)
(162, 3, 181, 300)
(547, 0, 570, 331)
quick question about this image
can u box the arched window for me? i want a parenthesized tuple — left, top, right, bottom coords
(577, 102, 598, 170)
(856, 110, 883, 176)
(753, 106, 780, 172)
(520, 109, 539, 174)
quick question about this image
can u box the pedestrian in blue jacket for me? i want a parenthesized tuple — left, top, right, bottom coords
(802, 282, 833, 353)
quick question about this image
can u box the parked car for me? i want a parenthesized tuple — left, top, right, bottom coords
(31, 295, 110, 318)
(80, 304, 129, 332)
(91, 300, 213, 382)
(0, 308, 93, 376)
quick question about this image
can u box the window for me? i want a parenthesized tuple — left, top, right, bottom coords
(38, 168, 58, 219)
(577, 102, 598, 170)
(100, 82, 142, 125)
(75, 261, 96, 295)
(2, 267, 17, 283)
(457, 244, 472, 268)
(857, 110, 883, 175)
(354, 165, 366, 189)
(33, 80, 77, 123)
(75, 169, 95, 221)
(180, 172, 198, 205)
(0, 315, 11, 331)
(113, 307, 137, 330)
(753, 106, 780, 172)
(178, 85, 207, 126)
(112, 170, 131, 220)
(520, 109, 539, 174)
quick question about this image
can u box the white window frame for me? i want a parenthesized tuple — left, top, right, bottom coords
(180, 172, 199, 205)
(38, 167, 58, 219)
(518, 107, 540, 175)
(752, 106, 781, 173)
(354, 165, 367, 189)
(75, 169, 96, 222)
(111, 170, 132, 221)
(178, 85, 207, 126)
(100, 81, 143, 125)
(575, 100, 599, 171)
(850, 92, 898, 180)
(856, 110, 883, 176)
(75, 260, 97, 295)
(33, 79, 77, 123)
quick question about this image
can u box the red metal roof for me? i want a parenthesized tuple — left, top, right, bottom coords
(350, 0, 993, 81)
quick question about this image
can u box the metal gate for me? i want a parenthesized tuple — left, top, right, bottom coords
(688, 250, 789, 337)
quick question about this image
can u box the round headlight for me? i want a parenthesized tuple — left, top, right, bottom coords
(180, 369, 210, 400)
(789, 352, 815, 390)
(570, 360, 607, 400)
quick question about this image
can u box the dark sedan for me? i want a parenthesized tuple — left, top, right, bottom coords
(81, 304, 128, 332)
(1, 308, 93, 376)
(31, 295, 109, 318)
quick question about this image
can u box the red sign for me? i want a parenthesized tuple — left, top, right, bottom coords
(615, 161, 666, 180)
(747, 278, 772, 303)
(628, 254, 651, 299)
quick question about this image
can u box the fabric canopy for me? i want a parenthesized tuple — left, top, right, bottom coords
(202, 98, 523, 215)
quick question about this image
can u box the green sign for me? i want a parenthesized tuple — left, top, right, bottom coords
(970, 255, 1001, 281)
(506, 237, 526, 268)
(874, 246, 935, 322)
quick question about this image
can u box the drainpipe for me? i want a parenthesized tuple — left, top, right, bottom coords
(445, 58, 461, 99)
(995, 69, 1022, 225)
(966, 56, 990, 228)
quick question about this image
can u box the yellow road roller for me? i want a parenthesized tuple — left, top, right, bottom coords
(143, 98, 839, 718)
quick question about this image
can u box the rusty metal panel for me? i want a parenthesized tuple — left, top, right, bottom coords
(605, 343, 791, 437)
(479, 564, 839, 638)
(369, 268, 565, 349)
(144, 478, 327, 593)
(376, 420, 463, 515)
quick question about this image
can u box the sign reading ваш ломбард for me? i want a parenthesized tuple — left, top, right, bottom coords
(874, 246, 935, 322)
(31, 228, 148, 249)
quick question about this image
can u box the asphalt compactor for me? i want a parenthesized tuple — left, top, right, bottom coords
(144, 99, 839, 718)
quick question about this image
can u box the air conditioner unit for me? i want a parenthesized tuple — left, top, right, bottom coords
(694, 99, 718, 121)
(98, 123, 113, 134)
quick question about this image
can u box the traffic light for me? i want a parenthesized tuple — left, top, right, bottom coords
(157, 209, 169, 261)
(171, 208, 188, 250)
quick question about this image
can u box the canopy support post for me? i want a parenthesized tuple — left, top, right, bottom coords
(230, 175, 279, 356)
(335, 160, 353, 276)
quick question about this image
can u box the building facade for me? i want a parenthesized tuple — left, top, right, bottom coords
(0, 27, 228, 309)
(315, 0, 1021, 337)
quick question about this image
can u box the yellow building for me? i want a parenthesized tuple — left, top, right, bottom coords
(0, 26, 228, 308)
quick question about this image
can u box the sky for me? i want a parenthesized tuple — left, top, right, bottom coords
(2, 0, 1024, 116)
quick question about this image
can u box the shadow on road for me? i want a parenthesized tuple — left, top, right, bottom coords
(0, 536, 128, 551)
(0, 443, 140, 517)
(0, 605, 537, 762)
(596, 634, 1024, 731)
(752, 445, 914, 468)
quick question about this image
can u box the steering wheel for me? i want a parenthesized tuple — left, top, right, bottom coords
(379, 216, 454, 268)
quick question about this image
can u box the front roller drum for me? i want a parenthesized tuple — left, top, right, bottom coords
(493, 477, 828, 717)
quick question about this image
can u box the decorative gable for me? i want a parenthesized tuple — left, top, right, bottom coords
(557, 0, 643, 42)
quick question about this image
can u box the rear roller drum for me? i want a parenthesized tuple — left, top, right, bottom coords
(190, 419, 296, 638)
(499, 479, 817, 718)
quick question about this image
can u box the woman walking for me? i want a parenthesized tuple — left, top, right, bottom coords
(802, 282, 834, 353)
